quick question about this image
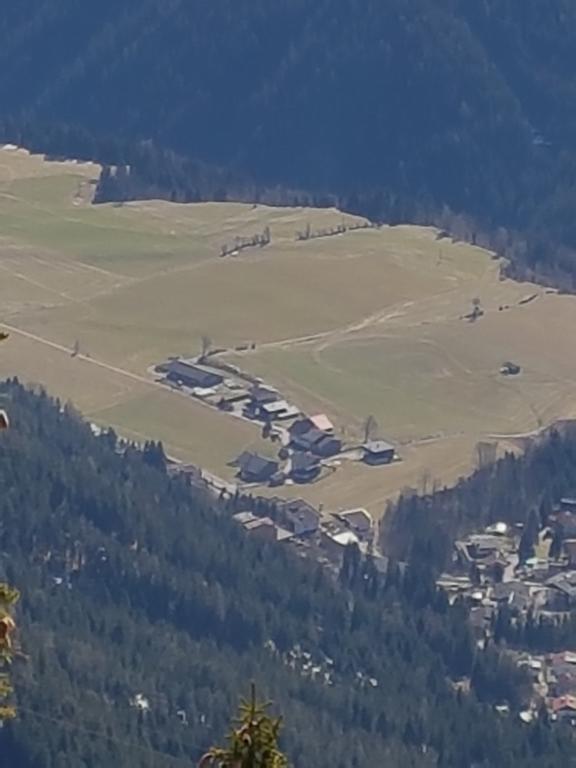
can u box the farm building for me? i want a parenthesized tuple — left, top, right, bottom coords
(244, 386, 282, 418)
(218, 389, 251, 407)
(309, 414, 335, 432)
(280, 499, 320, 536)
(336, 508, 373, 539)
(363, 440, 395, 465)
(260, 400, 300, 422)
(321, 528, 360, 563)
(232, 512, 293, 543)
(234, 452, 279, 484)
(290, 414, 334, 438)
(164, 360, 223, 389)
(291, 428, 342, 457)
(290, 452, 321, 484)
(250, 386, 280, 406)
(252, 517, 277, 539)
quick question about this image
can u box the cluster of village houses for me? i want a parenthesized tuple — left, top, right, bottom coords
(230, 497, 389, 577)
(153, 358, 576, 723)
(438, 497, 576, 722)
(153, 358, 576, 724)
(157, 357, 397, 488)
(157, 356, 398, 569)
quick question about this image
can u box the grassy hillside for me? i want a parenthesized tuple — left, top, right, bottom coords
(5, 149, 576, 516)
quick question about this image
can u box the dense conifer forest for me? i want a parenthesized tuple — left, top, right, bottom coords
(1, 1, 576, 283)
(0, 380, 574, 767)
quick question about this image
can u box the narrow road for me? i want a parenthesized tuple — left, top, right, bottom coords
(0, 319, 241, 494)
(0, 320, 160, 389)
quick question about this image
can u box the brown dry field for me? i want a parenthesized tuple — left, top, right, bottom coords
(2, 147, 576, 519)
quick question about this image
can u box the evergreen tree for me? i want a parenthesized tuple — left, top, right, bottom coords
(0, 583, 19, 722)
(200, 685, 287, 768)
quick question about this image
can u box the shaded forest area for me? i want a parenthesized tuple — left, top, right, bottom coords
(2, 1, 576, 284)
(381, 425, 576, 666)
(382, 425, 576, 573)
(0, 380, 574, 767)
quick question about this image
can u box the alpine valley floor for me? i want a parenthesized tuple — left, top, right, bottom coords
(1, 147, 576, 517)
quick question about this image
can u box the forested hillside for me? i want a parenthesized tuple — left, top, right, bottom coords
(0, 379, 573, 767)
(382, 425, 576, 572)
(2, 1, 576, 281)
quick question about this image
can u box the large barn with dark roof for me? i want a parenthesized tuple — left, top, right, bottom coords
(165, 360, 223, 389)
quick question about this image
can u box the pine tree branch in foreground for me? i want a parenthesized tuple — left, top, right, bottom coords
(0, 331, 9, 431)
(0, 582, 19, 721)
(199, 684, 288, 768)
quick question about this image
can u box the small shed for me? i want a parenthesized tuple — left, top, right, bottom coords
(500, 361, 521, 376)
(363, 440, 395, 465)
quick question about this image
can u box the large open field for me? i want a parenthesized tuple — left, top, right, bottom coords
(2, 147, 576, 518)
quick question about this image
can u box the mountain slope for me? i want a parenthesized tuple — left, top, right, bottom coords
(0, 379, 572, 767)
(2, 0, 576, 281)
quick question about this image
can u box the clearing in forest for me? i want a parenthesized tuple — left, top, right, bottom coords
(1, 146, 576, 517)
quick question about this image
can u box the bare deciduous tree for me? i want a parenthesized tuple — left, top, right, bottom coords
(476, 441, 497, 469)
(200, 334, 212, 362)
(363, 414, 378, 443)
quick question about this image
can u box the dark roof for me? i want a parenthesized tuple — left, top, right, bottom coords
(166, 360, 223, 387)
(364, 440, 395, 454)
(250, 386, 280, 405)
(547, 571, 576, 598)
(289, 418, 314, 436)
(282, 498, 319, 515)
(492, 581, 530, 602)
(282, 498, 320, 529)
(291, 452, 320, 472)
(236, 452, 278, 476)
(292, 428, 327, 448)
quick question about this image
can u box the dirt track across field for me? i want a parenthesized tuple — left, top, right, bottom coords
(3, 147, 576, 518)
